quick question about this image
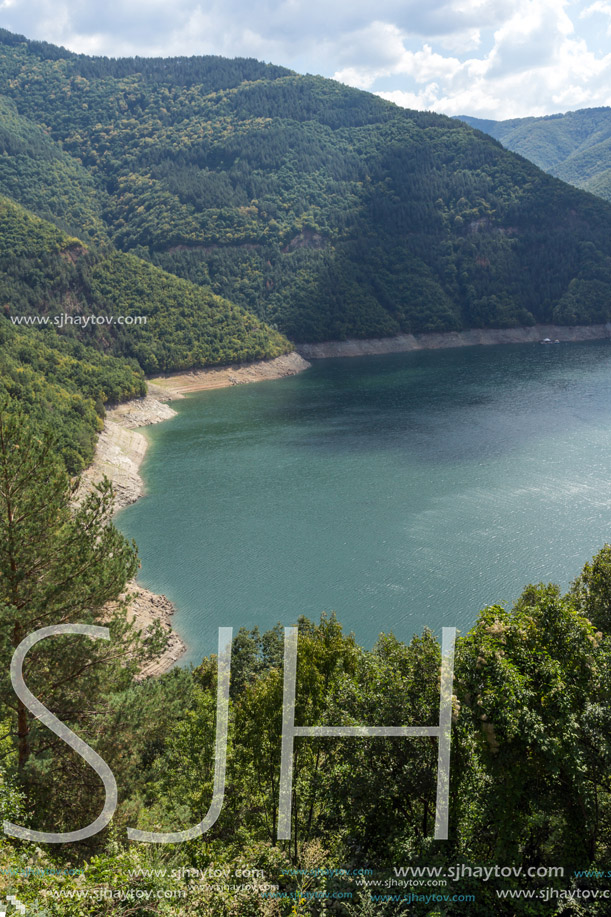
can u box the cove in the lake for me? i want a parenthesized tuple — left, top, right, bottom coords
(118, 341, 611, 664)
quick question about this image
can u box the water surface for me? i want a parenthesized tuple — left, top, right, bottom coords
(118, 342, 611, 663)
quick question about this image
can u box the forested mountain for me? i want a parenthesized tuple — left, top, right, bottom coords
(458, 108, 611, 204)
(0, 191, 288, 471)
(3, 30, 611, 344)
(0, 194, 288, 373)
(4, 28, 611, 471)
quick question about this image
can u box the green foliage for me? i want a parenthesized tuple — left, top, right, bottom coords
(86, 251, 290, 373)
(0, 401, 154, 837)
(0, 320, 145, 472)
(570, 543, 611, 633)
(0, 96, 109, 243)
(458, 108, 611, 204)
(102, 578, 611, 915)
(0, 195, 290, 376)
(456, 586, 608, 867)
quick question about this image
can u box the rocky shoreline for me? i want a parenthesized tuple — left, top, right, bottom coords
(297, 323, 611, 359)
(77, 392, 178, 512)
(84, 351, 310, 676)
(79, 389, 186, 675)
(125, 586, 187, 679)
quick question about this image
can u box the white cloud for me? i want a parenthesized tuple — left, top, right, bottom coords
(581, 1, 611, 17)
(581, 0, 611, 34)
(486, 0, 574, 78)
(331, 0, 611, 118)
(437, 28, 482, 53)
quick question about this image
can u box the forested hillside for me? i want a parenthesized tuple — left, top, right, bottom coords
(0, 321, 145, 471)
(458, 108, 611, 204)
(0, 194, 289, 372)
(0, 191, 288, 466)
(3, 30, 611, 343)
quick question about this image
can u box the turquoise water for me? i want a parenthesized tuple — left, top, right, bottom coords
(118, 342, 611, 664)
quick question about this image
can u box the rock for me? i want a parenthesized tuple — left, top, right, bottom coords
(122, 585, 187, 678)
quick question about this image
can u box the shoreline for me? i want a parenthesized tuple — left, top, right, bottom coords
(82, 351, 310, 676)
(78, 391, 186, 676)
(149, 351, 310, 395)
(296, 322, 611, 359)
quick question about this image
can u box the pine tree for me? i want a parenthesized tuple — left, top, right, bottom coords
(0, 396, 154, 833)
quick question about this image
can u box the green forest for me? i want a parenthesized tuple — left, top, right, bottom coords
(0, 191, 288, 471)
(0, 194, 289, 375)
(2, 29, 611, 347)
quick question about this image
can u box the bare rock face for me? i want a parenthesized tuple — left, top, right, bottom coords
(104, 394, 178, 430)
(77, 421, 148, 512)
(297, 323, 611, 359)
(76, 398, 177, 512)
(123, 585, 187, 677)
(282, 230, 326, 252)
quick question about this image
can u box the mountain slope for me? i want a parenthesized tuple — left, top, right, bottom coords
(458, 109, 611, 204)
(0, 195, 290, 374)
(0, 95, 109, 243)
(0, 190, 289, 471)
(4, 31, 611, 341)
(0, 321, 146, 473)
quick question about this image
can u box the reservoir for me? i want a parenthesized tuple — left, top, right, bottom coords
(118, 341, 611, 664)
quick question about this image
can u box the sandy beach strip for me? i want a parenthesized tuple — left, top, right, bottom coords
(149, 351, 310, 395)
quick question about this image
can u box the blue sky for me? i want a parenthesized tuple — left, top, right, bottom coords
(2, 0, 611, 119)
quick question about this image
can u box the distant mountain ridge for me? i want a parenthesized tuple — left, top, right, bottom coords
(457, 108, 611, 203)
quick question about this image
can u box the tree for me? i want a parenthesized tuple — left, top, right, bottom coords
(0, 396, 151, 834)
(570, 543, 611, 633)
(456, 583, 611, 868)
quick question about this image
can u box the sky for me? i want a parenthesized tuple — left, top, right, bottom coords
(2, 0, 611, 120)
